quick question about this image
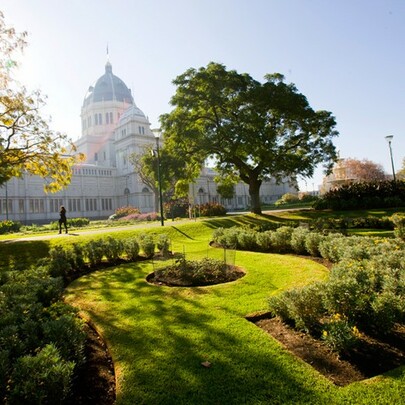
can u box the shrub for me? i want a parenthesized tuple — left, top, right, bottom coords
(123, 239, 140, 261)
(154, 258, 239, 286)
(236, 229, 258, 250)
(304, 232, 323, 257)
(290, 227, 310, 255)
(318, 233, 346, 262)
(275, 193, 299, 206)
(157, 234, 171, 258)
(0, 220, 22, 234)
(104, 236, 124, 263)
(321, 316, 360, 353)
(83, 239, 105, 266)
(197, 202, 226, 217)
(139, 234, 155, 258)
(114, 206, 141, 219)
(391, 213, 405, 240)
(9, 344, 75, 404)
(270, 226, 294, 253)
(255, 231, 272, 251)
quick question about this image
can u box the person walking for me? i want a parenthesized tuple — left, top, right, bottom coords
(59, 206, 68, 234)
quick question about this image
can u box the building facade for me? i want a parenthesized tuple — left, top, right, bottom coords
(0, 61, 296, 224)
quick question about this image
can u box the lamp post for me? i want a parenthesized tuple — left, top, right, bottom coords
(385, 135, 396, 181)
(154, 131, 164, 226)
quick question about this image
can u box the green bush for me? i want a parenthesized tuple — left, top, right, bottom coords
(391, 213, 405, 240)
(139, 234, 155, 258)
(236, 229, 258, 250)
(270, 226, 294, 253)
(0, 220, 22, 234)
(269, 283, 325, 335)
(104, 236, 124, 263)
(123, 239, 140, 261)
(290, 227, 310, 255)
(9, 344, 75, 405)
(157, 234, 171, 258)
(321, 316, 360, 353)
(83, 239, 105, 267)
(255, 231, 272, 251)
(318, 233, 346, 262)
(304, 232, 323, 257)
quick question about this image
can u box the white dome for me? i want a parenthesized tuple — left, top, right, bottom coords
(119, 104, 147, 125)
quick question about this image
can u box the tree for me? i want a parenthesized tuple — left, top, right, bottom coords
(397, 157, 405, 180)
(129, 144, 196, 212)
(160, 62, 338, 214)
(344, 158, 387, 182)
(0, 11, 83, 192)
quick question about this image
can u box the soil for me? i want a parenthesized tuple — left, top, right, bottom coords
(66, 323, 116, 405)
(247, 312, 405, 386)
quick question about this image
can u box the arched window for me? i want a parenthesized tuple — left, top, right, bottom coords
(142, 187, 150, 193)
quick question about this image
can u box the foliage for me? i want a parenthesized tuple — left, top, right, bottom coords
(391, 213, 405, 240)
(154, 257, 241, 286)
(0, 12, 83, 190)
(321, 315, 360, 353)
(160, 62, 338, 214)
(49, 217, 90, 230)
(157, 234, 171, 258)
(113, 206, 141, 219)
(138, 233, 155, 258)
(314, 180, 405, 210)
(123, 239, 140, 261)
(9, 344, 75, 404)
(164, 198, 189, 218)
(197, 202, 226, 217)
(103, 236, 124, 263)
(274, 193, 299, 206)
(343, 158, 387, 182)
(0, 220, 21, 234)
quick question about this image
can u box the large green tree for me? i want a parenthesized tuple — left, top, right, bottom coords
(160, 62, 338, 214)
(0, 11, 83, 191)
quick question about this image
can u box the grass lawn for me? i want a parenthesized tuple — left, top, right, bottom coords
(61, 219, 405, 404)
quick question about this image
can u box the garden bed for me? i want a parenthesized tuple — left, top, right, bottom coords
(248, 313, 405, 386)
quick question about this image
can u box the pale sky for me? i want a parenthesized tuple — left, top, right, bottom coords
(2, 0, 404, 190)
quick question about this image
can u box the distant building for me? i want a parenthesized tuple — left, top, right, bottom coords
(0, 61, 296, 223)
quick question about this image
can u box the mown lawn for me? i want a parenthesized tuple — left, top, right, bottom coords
(63, 219, 405, 404)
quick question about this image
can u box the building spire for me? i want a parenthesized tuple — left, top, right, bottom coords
(106, 43, 109, 61)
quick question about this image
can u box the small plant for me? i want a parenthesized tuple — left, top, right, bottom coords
(123, 239, 140, 261)
(157, 234, 171, 258)
(321, 315, 360, 353)
(290, 227, 310, 255)
(139, 234, 155, 258)
(0, 220, 22, 234)
(9, 344, 75, 404)
(104, 236, 124, 263)
(391, 213, 405, 240)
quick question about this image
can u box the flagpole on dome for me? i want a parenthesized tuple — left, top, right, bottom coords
(106, 43, 109, 62)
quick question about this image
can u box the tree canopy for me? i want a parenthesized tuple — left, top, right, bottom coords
(0, 11, 83, 192)
(160, 62, 338, 214)
(343, 158, 387, 182)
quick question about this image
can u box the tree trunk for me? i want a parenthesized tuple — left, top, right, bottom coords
(249, 178, 262, 214)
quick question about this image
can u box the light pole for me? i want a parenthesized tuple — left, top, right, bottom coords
(154, 131, 164, 226)
(385, 135, 396, 181)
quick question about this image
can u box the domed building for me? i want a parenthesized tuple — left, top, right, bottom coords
(0, 61, 296, 224)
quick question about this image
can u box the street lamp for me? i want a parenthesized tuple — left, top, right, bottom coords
(385, 135, 396, 181)
(154, 131, 164, 226)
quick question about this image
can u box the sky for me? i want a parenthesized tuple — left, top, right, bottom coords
(2, 0, 404, 191)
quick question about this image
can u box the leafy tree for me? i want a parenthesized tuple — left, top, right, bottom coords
(343, 158, 387, 182)
(397, 157, 405, 180)
(0, 11, 83, 191)
(129, 144, 196, 212)
(160, 62, 338, 214)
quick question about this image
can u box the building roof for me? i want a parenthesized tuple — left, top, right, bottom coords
(83, 61, 134, 106)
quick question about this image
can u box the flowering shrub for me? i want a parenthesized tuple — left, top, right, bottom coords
(321, 315, 360, 353)
(119, 212, 159, 222)
(114, 206, 141, 219)
(197, 202, 226, 217)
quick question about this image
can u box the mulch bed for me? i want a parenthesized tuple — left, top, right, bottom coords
(66, 323, 116, 405)
(247, 312, 405, 386)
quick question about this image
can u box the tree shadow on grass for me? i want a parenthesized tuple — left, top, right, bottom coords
(67, 262, 336, 404)
(0, 240, 50, 271)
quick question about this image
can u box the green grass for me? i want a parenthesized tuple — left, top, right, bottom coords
(2, 211, 405, 403)
(61, 219, 404, 404)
